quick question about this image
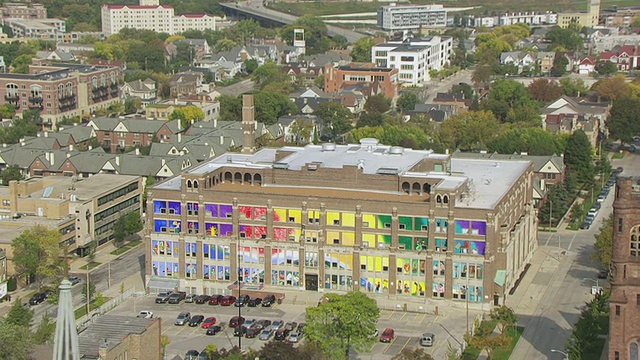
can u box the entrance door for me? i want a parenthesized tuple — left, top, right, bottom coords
(493, 294, 500, 306)
(305, 274, 318, 291)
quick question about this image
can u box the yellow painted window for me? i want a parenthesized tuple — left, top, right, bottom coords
(342, 213, 355, 227)
(289, 209, 301, 223)
(273, 208, 286, 222)
(363, 214, 375, 228)
(327, 231, 340, 245)
(362, 234, 375, 247)
(326, 211, 340, 226)
(342, 232, 355, 246)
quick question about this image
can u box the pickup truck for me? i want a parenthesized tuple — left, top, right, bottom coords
(155, 292, 171, 304)
(168, 291, 187, 304)
(137, 311, 154, 318)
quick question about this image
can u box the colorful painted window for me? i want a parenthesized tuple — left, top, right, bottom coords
(414, 237, 428, 251)
(185, 263, 196, 278)
(362, 214, 375, 228)
(187, 202, 199, 216)
(187, 221, 199, 234)
(273, 208, 286, 222)
(432, 260, 446, 276)
(185, 242, 196, 257)
(168, 220, 181, 233)
(342, 232, 355, 246)
(471, 221, 487, 235)
(308, 210, 320, 224)
(432, 282, 445, 298)
(377, 235, 391, 248)
(435, 238, 447, 251)
(205, 203, 218, 217)
(253, 207, 267, 220)
(377, 215, 392, 229)
(342, 213, 355, 227)
(219, 205, 232, 218)
(152, 261, 179, 277)
(288, 209, 301, 223)
(414, 217, 429, 231)
(454, 240, 486, 255)
(435, 218, 448, 233)
(455, 220, 470, 235)
(239, 206, 252, 220)
(154, 219, 167, 233)
(151, 240, 178, 256)
(326, 211, 340, 226)
(167, 201, 180, 215)
(305, 252, 319, 267)
(395, 279, 425, 296)
(399, 236, 412, 250)
(398, 216, 413, 230)
(153, 200, 167, 214)
(452, 262, 484, 279)
(362, 233, 375, 247)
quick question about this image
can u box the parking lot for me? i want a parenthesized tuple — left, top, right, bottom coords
(108, 295, 479, 359)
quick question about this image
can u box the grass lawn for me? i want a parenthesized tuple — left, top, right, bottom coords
(74, 298, 112, 319)
(79, 262, 101, 270)
(110, 240, 142, 256)
(612, 152, 625, 159)
(462, 321, 524, 360)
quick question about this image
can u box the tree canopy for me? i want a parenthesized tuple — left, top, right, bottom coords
(591, 214, 613, 270)
(488, 127, 564, 156)
(11, 225, 63, 287)
(528, 78, 562, 102)
(439, 110, 501, 150)
(564, 130, 594, 185)
(169, 105, 205, 130)
(350, 37, 376, 62)
(315, 101, 353, 141)
(396, 92, 421, 113)
(1, 165, 24, 186)
(305, 292, 379, 359)
(607, 97, 640, 144)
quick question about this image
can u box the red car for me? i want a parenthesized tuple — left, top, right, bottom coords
(201, 317, 217, 329)
(208, 295, 223, 305)
(220, 296, 236, 306)
(380, 328, 395, 343)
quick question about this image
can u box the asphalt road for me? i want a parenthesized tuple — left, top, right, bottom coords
(420, 69, 474, 103)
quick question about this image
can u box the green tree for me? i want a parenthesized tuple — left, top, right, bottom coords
(439, 110, 502, 150)
(528, 78, 562, 102)
(219, 94, 242, 122)
(254, 91, 298, 125)
(392, 348, 435, 360)
(244, 58, 259, 74)
(252, 61, 288, 87)
(560, 77, 588, 97)
(357, 113, 385, 128)
(10, 54, 33, 74)
(490, 305, 517, 333)
(6, 298, 34, 328)
(350, 37, 376, 62)
(0, 104, 16, 119)
(551, 55, 569, 77)
(464, 322, 511, 360)
(396, 92, 420, 112)
(591, 214, 613, 269)
(488, 127, 562, 155)
(488, 79, 534, 108)
(607, 97, 640, 144)
(564, 130, 594, 185)
(545, 26, 583, 51)
(364, 94, 391, 114)
(83, 281, 96, 303)
(596, 61, 617, 76)
(125, 211, 143, 234)
(169, 105, 205, 129)
(1, 164, 24, 185)
(0, 318, 32, 359)
(472, 65, 494, 84)
(289, 119, 314, 145)
(11, 225, 62, 287)
(315, 101, 353, 141)
(257, 341, 299, 360)
(281, 15, 329, 55)
(33, 312, 56, 344)
(215, 38, 237, 52)
(161, 335, 171, 359)
(305, 292, 379, 359)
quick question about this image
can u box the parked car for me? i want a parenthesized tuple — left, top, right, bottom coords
(275, 328, 290, 341)
(168, 292, 187, 304)
(259, 329, 274, 341)
(597, 194, 606, 203)
(271, 320, 284, 331)
(297, 323, 306, 333)
(262, 295, 276, 307)
(285, 322, 298, 332)
(29, 292, 47, 306)
(580, 221, 591, 230)
(136, 311, 154, 318)
(220, 296, 236, 306)
(175, 312, 191, 326)
(155, 292, 171, 304)
(201, 317, 217, 329)
(208, 294, 223, 305)
(234, 294, 250, 307)
(380, 328, 395, 343)
(195, 295, 211, 304)
(368, 329, 379, 338)
(229, 316, 245, 328)
(248, 297, 262, 307)
(233, 326, 246, 337)
(287, 332, 302, 343)
(185, 350, 199, 360)
(245, 327, 261, 339)
(68, 276, 81, 286)
(206, 325, 223, 336)
(598, 269, 608, 279)
(255, 319, 272, 331)
(185, 294, 197, 303)
(189, 315, 205, 327)
(588, 208, 598, 217)
(242, 319, 257, 329)
(420, 332, 435, 347)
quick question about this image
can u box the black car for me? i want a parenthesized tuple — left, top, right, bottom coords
(261, 295, 276, 307)
(581, 221, 591, 230)
(68, 276, 81, 286)
(155, 292, 171, 304)
(206, 325, 223, 336)
(247, 297, 262, 307)
(29, 292, 47, 305)
(195, 295, 211, 304)
(254, 319, 272, 331)
(185, 350, 199, 360)
(233, 326, 246, 337)
(274, 328, 290, 341)
(234, 294, 250, 307)
(168, 292, 187, 304)
(189, 315, 205, 327)
(598, 269, 608, 279)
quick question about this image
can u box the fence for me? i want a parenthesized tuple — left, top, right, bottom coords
(76, 287, 136, 332)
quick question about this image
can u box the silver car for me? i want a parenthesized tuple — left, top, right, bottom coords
(259, 329, 273, 341)
(175, 312, 191, 326)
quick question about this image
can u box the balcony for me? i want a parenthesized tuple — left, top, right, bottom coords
(4, 94, 19, 103)
(28, 96, 43, 104)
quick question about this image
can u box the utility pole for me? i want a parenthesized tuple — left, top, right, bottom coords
(549, 199, 553, 231)
(237, 236, 242, 351)
(85, 270, 90, 321)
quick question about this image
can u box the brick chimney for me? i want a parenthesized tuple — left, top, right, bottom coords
(241, 94, 256, 154)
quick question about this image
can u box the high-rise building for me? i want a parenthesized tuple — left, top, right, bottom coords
(557, 0, 600, 28)
(377, 4, 448, 31)
(609, 175, 640, 360)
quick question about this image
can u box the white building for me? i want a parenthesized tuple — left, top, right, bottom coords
(5, 18, 66, 40)
(101, 0, 222, 36)
(471, 11, 557, 28)
(371, 35, 453, 86)
(377, 4, 448, 31)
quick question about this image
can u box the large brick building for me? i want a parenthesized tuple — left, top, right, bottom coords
(609, 175, 640, 360)
(324, 63, 400, 100)
(0, 63, 122, 127)
(0, 2, 47, 21)
(144, 95, 538, 305)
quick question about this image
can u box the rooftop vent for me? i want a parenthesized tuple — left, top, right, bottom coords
(359, 138, 379, 152)
(377, 167, 400, 175)
(321, 143, 336, 152)
(273, 162, 290, 169)
(389, 146, 404, 155)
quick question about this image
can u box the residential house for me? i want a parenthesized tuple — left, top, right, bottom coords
(303, 52, 352, 68)
(277, 114, 320, 144)
(433, 93, 473, 113)
(599, 45, 640, 71)
(145, 98, 219, 123)
(34, 50, 75, 62)
(537, 52, 556, 74)
(406, 103, 457, 122)
(578, 56, 597, 74)
(86, 117, 181, 153)
(289, 86, 335, 114)
(173, 38, 211, 60)
(121, 78, 158, 107)
(499, 51, 536, 74)
(544, 113, 600, 146)
(542, 95, 610, 147)
(169, 72, 203, 98)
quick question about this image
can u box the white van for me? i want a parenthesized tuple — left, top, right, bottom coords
(420, 332, 435, 347)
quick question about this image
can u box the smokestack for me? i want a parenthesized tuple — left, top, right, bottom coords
(115, 156, 120, 166)
(241, 94, 256, 154)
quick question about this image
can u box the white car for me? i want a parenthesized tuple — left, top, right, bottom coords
(137, 311, 154, 318)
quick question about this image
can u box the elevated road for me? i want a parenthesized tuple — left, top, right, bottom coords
(220, 2, 367, 43)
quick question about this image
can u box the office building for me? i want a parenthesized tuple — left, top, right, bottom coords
(377, 4, 448, 31)
(557, 0, 600, 28)
(609, 175, 640, 360)
(144, 95, 537, 304)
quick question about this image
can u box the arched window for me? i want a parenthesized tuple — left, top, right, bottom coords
(30, 84, 42, 97)
(443, 195, 449, 204)
(57, 84, 65, 97)
(193, 181, 199, 189)
(110, 72, 116, 84)
(244, 173, 252, 184)
(66, 82, 73, 96)
(631, 226, 640, 257)
(630, 342, 638, 360)
(402, 182, 410, 194)
(6, 83, 18, 96)
(224, 172, 232, 182)
(436, 195, 442, 203)
(254, 174, 262, 185)
(234, 172, 242, 183)
(186, 180, 192, 188)
(91, 76, 98, 89)
(100, 74, 106, 87)
(412, 182, 421, 194)
(423, 183, 431, 194)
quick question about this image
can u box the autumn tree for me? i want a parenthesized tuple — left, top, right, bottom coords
(169, 105, 205, 129)
(11, 225, 63, 287)
(607, 97, 640, 144)
(592, 75, 631, 101)
(528, 78, 562, 102)
(490, 305, 517, 333)
(591, 214, 613, 270)
(464, 322, 511, 360)
(392, 348, 435, 360)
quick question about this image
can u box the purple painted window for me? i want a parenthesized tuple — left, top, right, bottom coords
(205, 203, 217, 217)
(219, 205, 233, 219)
(219, 224, 233, 236)
(471, 221, 486, 236)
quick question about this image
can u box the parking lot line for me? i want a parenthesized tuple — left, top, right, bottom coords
(409, 313, 419, 322)
(419, 313, 427, 323)
(173, 326, 191, 336)
(398, 336, 412, 353)
(382, 337, 397, 353)
(386, 310, 395, 319)
(399, 312, 408, 321)
(189, 327, 202, 336)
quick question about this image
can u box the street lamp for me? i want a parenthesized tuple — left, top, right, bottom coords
(551, 349, 569, 360)
(549, 199, 553, 231)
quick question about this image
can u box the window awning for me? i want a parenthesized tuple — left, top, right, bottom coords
(147, 277, 179, 291)
(494, 270, 507, 287)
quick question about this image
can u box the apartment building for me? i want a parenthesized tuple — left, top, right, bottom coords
(371, 35, 453, 86)
(0, 63, 122, 128)
(470, 11, 557, 28)
(5, 18, 65, 40)
(101, 0, 222, 36)
(144, 95, 538, 305)
(377, 4, 448, 31)
(324, 63, 400, 100)
(557, 0, 600, 28)
(609, 175, 640, 360)
(0, 2, 47, 21)
(86, 117, 181, 153)
(600, 8, 640, 27)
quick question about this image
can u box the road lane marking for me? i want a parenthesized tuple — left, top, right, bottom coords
(568, 233, 577, 251)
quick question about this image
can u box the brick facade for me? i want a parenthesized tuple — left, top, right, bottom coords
(324, 64, 400, 100)
(609, 176, 640, 360)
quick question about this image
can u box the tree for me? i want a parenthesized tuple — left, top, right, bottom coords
(204, 344, 218, 359)
(489, 79, 534, 108)
(215, 38, 237, 52)
(305, 292, 379, 359)
(564, 130, 594, 185)
(252, 61, 288, 87)
(396, 92, 420, 113)
(528, 78, 562, 102)
(471, 65, 493, 84)
(357, 113, 385, 128)
(596, 61, 617, 76)
(633, 15, 640, 28)
(591, 214, 613, 269)
(6, 298, 33, 328)
(11, 225, 62, 287)
(607, 97, 640, 144)
(350, 37, 376, 62)
(439, 110, 502, 150)
(33, 311, 56, 344)
(545, 26, 583, 51)
(254, 91, 298, 125)
(257, 341, 299, 360)
(10, 54, 33, 74)
(114, 211, 143, 247)
(592, 75, 631, 101)
(488, 127, 562, 155)
(281, 15, 329, 54)
(551, 55, 569, 77)
(1, 164, 23, 185)
(169, 105, 205, 129)
(364, 94, 391, 114)
(83, 281, 96, 303)
(244, 58, 259, 74)
(289, 119, 314, 145)
(315, 101, 353, 141)
(0, 318, 32, 359)
(560, 77, 588, 97)
(218, 94, 242, 122)
(490, 305, 517, 333)
(464, 322, 511, 360)
(392, 348, 435, 360)
(0, 104, 16, 119)
(160, 335, 171, 359)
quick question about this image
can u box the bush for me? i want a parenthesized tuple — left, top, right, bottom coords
(7, 276, 17, 292)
